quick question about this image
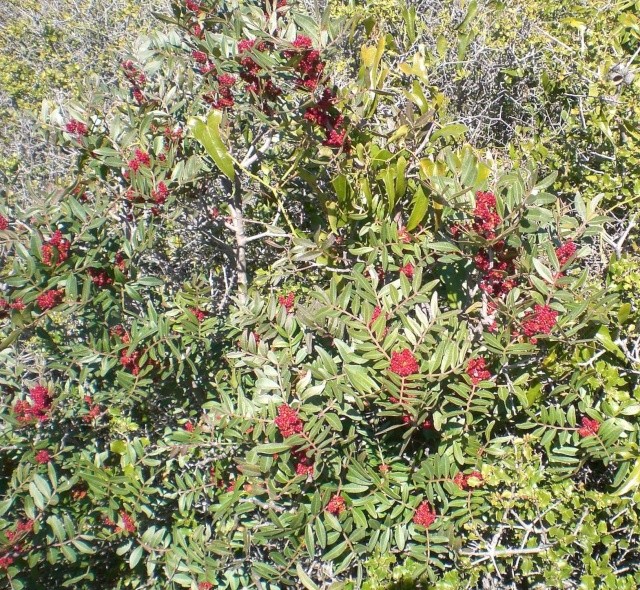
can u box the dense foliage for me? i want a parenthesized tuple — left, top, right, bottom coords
(1, 0, 640, 589)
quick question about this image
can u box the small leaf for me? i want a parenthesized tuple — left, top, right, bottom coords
(345, 365, 377, 394)
(325, 413, 343, 432)
(615, 460, 640, 496)
(406, 187, 429, 231)
(255, 443, 291, 455)
(431, 123, 467, 142)
(129, 545, 143, 568)
(532, 258, 555, 284)
(297, 562, 319, 590)
(136, 276, 164, 287)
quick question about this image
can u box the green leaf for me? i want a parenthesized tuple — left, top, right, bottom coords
(110, 440, 128, 455)
(595, 326, 625, 360)
(532, 258, 555, 284)
(33, 474, 52, 500)
(406, 187, 429, 231)
(189, 111, 235, 181)
(305, 523, 316, 558)
(47, 516, 66, 541)
(325, 413, 343, 432)
(129, 545, 143, 568)
(296, 562, 319, 590)
(618, 303, 632, 324)
(0, 329, 22, 352)
(136, 276, 164, 287)
(615, 460, 640, 496)
(344, 365, 377, 394)
(431, 123, 467, 142)
(255, 443, 291, 454)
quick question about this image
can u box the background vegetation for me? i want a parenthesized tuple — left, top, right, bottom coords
(1, 0, 639, 589)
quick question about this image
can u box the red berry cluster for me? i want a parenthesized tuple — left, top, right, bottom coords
(164, 126, 183, 143)
(65, 119, 88, 136)
(128, 149, 151, 172)
(474, 240, 518, 298)
(237, 39, 282, 100)
(413, 501, 436, 527)
(292, 448, 314, 477)
(204, 74, 237, 109)
(0, 520, 33, 570)
(5, 520, 34, 544)
(0, 554, 14, 569)
(41, 230, 71, 266)
(83, 395, 102, 423)
(191, 48, 217, 76)
(120, 511, 137, 534)
(556, 240, 577, 266)
(454, 470, 484, 490)
(87, 268, 113, 288)
(0, 214, 8, 230)
(132, 87, 145, 104)
(14, 385, 52, 423)
(0, 298, 25, 318)
(192, 50, 208, 64)
(473, 191, 502, 240)
(111, 324, 131, 344)
(578, 416, 600, 438)
(190, 307, 207, 322)
(401, 414, 433, 429)
(278, 292, 295, 313)
(122, 60, 147, 104)
(120, 350, 142, 375)
(466, 357, 491, 385)
(400, 262, 414, 279)
(283, 35, 325, 91)
(185, 0, 203, 12)
(274, 403, 303, 437)
(35, 450, 51, 464)
(115, 252, 127, 272)
(326, 494, 346, 515)
(389, 348, 419, 377)
(304, 89, 350, 151)
(151, 182, 169, 214)
(522, 304, 558, 339)
(36, 288, 64, 310)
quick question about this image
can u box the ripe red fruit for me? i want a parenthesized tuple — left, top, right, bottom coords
(413, 501, 436, 527)
(278, 292, 295, 313)
(400, 262, 415, 279)
(36, 289, 65, 310)
(326, 494, 346, 515)
(274, 404, 303, 437)
(390, 348, 419, 377)
(120, 511, 137, 534)
(35, 450, 51, 464)
(65, 119, 88, 136)
(522, 305, 558, 337)
(556, 240, 577, 266)
(466, 357, 491, 385)
(578, 416, 600, 437)
(472, 191, 502, 239)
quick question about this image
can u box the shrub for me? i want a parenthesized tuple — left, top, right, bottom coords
(1, 1, 639, 589)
